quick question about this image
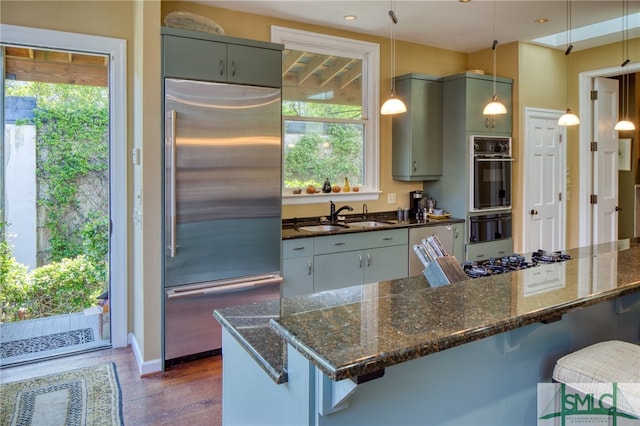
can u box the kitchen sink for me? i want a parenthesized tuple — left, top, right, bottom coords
(298, 224, 349, 232)
(347, 220, 396, 228)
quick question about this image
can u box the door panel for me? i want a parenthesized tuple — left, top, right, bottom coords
(593, 77, 619, 244)
(523, 110, 565, 253)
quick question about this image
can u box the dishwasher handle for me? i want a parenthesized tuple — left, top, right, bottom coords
(166, 275, 283, 299)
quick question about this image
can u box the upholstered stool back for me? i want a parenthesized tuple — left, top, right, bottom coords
(553, 340, 640, 417)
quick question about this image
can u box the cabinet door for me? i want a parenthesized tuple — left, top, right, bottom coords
(392, 76, 443, 181)
(227, 44, 282, 87)
(466, 79, 512, 134)
(283, 257, 314, 297)
(163, 35, 227, 82)
(364, 245, 408, 284)
(314, 251, 363, 292)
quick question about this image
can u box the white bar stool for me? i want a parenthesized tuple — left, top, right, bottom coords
(553, 340, 640, 417)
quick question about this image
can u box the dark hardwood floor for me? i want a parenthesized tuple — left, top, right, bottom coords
(0, 346, 223, 425)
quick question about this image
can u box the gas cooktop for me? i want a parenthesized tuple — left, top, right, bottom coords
(462, 250, 571, 279)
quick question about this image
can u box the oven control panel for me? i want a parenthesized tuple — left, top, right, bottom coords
(472, 136, 511, 157)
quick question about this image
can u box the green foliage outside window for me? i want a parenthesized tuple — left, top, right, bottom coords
(1, 81, 109, 321)
(283, 100, 364, 189)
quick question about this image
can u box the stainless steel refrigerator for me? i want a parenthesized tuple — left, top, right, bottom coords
(163, 78, 282, 364)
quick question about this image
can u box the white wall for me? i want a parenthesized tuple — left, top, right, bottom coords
(4, 123, 36, 269)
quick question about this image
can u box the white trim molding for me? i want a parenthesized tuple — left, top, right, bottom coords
(130, 333, 162, 376)
(271, 26, 381, 205)
(578, 61, 640, 247)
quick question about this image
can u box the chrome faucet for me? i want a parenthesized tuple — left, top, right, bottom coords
(330, 201, 353, 223)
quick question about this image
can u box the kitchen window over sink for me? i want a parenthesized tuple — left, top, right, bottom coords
(271, 26, 380, 204)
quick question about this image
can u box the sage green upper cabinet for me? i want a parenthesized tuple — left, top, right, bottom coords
(392, 74, 443, 181)
(442, 72, 512, 134)
(161, 27, 283, 88)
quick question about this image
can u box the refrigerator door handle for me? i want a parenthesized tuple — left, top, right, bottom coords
(166, 275, 283, 299)
(166, 109, 177, 257)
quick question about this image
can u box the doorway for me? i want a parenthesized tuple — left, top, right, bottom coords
(0, 25, 127, 366)
(522, 108, 567, 254)
(578, 62, 640, 247)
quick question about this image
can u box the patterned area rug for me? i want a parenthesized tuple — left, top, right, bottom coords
(0, 362, 123, 426)
(0, 329, 95, 359)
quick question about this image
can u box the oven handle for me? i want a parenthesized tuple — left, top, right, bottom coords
(474, 158, 514, 162)
(470, 216, 512, 224)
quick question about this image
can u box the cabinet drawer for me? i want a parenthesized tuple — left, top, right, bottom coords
(283, 239, 314, 259)
(314, 229, 407, 255)
(466, 238, 513, 262)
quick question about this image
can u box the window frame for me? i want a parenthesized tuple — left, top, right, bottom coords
(271, 26, 381, 205)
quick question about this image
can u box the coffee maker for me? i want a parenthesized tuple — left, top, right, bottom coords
(409, 190, 425, 219)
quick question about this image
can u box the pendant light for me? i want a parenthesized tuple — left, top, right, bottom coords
(380, 0, 407, 115)
(614, 0, 636, 131)
(558, 0, 580, 126)
(483, 1, 507, 116)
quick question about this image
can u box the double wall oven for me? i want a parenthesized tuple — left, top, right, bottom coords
(470, 135, 512, 211)
(467, 135, 513, 261)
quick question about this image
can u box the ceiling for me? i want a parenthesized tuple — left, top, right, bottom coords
(194, 0, 640, 53)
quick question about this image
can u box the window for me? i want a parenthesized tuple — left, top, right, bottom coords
(271, 26, 380, 204)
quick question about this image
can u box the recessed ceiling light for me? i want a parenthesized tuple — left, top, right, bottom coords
(534, 18, 549, 24)
(344, 15, 356, 21)
(459, 0, 471, 3)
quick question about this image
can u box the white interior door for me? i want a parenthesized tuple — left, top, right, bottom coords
(593, 77, 619, 245)
(523, 108, 566, 253)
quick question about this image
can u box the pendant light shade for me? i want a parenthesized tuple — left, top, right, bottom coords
(614, 120, 636, 131)
(483, 95, 507, 115)
(381, 94, 407, 115)
(381, 0, 406, 115)
(483, 3, 506, 116)
(614, 0, 636, 131)
(558, 108, 580, 126)
(558, 0, 579, 127)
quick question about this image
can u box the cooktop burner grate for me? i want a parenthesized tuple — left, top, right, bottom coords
(463, 250, 571, 279)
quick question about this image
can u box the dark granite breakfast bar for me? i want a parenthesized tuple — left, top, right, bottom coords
(215, 239, 640, 425)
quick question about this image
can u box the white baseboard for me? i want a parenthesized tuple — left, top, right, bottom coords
(129, 332, 162, 376)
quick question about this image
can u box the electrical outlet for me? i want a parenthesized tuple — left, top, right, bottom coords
(387, 193, 397, 204)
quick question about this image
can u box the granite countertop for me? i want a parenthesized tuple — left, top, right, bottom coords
(281, 211, 465, 240)
(215, 238, 640, 384)
(214, 299, 288, 384)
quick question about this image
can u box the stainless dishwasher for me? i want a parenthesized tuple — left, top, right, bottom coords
(408, 226, 456, 276)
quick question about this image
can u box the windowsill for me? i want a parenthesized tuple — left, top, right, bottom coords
(282, 190, 381, 205)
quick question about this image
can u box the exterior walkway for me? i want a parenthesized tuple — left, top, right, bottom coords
(0, 312, 111, 367)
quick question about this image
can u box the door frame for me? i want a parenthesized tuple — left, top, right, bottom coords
(578, 61, 640, 247)
(0, 24, 128, 348)
(522, 107, 566, 253)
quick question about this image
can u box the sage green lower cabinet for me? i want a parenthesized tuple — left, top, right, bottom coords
(282, 239, 314, 298)
(313, 229, 408, 293)
(282, 229, 408, 296)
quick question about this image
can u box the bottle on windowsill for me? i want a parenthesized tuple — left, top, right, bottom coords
(322, 178, 332, 193)
(343, 177, 350, 192)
